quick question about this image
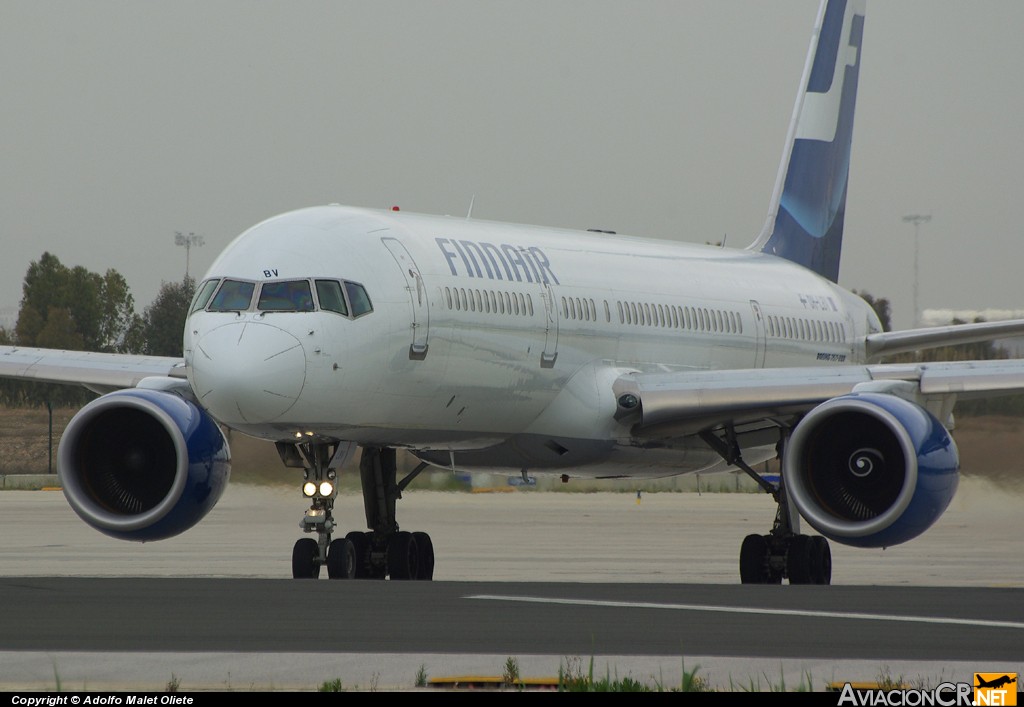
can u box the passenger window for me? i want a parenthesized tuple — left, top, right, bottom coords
(315, 280, 349, 316)
(208, 280, 255, 311)
(191, 279, 220, 313)
(259, 280, 314, 312)
(345, 281, 373, 317)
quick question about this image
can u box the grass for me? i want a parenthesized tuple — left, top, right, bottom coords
(40, 657, 941, 692)
(403, 657, 952, 693)
(729, 668, 814, 692)
(318, 678, 345, 692)
(557, 656, 712, 692)
(503, 656, 522, 688)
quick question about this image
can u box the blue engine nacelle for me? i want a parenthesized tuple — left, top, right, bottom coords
(783, 392, 959, 548)
(58, 389, 231, 541)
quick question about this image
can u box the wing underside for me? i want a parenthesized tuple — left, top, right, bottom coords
(0, 346, 185, 395)
(614, 359, 1024, 441)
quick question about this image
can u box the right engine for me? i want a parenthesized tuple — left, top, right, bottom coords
(58, 388, 231, 542)
(783, 392, 960, 549)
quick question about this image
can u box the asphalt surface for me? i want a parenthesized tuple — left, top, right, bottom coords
(0, 478, 1021, 691)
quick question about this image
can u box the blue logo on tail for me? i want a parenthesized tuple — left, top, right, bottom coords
(756, 0, 864, 283)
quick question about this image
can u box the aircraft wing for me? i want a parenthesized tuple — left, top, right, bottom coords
(614, 359, 1024, 439)
(865, 318, 1024, 359)
(0, 345, 185, 395)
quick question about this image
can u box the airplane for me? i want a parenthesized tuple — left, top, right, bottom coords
(3, 0, 1024, 584)
(975, 676, 1017, 690)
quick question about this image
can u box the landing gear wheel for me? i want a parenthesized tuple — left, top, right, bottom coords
(387, 531, 419, 580)
(346, 531, 371, 579)
(786, 534, 813, 584)
(364, 531, 388, 579)
(739, 534, 781, 584)
(412, 531, 434, 580)
(809, 535, 832, 585)
(327, 538, 356, 579)
(740, 534, 770, 584)
(292, 538, 321, 579)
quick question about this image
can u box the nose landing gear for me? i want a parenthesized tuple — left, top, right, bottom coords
(280, 441, 435, 580)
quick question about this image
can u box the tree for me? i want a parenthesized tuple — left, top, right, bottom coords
(853, 290, 892, 332)
(15, 252, 138, 353)
(35, 308, 84, 350)
(130, 277, 196, 356)
(14, 304, 44, 345)
(97, 269, 138, 353)
(4, 253, 139, 406)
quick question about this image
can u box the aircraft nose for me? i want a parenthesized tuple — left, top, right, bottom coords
(191, 322, 306, 425)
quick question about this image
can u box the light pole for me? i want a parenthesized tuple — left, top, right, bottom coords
(902, 214, 930, 328)
(174, 231, 205, 280)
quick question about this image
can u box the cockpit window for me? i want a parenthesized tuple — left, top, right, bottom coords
(208, 279, 255, 311)
(190, 279, 220, 313)
(258, 280, 314, 312)
(315, 280, 348, 316)
(345, 281, 373, 317)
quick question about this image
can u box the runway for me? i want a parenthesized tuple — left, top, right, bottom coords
(1, 477, 1022, 691)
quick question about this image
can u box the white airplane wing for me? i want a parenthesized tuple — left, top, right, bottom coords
(0, 345, 184, 395)
(865, 319, 1024, 359)
(615, 359, 1024, 438)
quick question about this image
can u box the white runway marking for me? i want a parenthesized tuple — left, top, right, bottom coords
(467, 595, 1024, 631)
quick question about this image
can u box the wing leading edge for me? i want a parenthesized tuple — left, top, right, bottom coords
(614, 359, 1024, 440)
(0, 346, 185, 395)
(865, 318, 1024, 360)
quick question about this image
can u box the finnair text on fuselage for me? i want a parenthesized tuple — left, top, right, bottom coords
(435, 237, 560, 284)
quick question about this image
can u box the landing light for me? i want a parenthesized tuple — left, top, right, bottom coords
(303, 482, 317, 497)
(319, 482, 334, 496)
(617, 393, 639, 410)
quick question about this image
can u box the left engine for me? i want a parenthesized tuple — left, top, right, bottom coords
(58, 389, 231, 541)
(783, 392, 960, 548)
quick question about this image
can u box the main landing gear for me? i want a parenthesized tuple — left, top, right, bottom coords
(278, 442, 435, 580)
(737, 508, 832, 585)
(700, 427, 832, 585)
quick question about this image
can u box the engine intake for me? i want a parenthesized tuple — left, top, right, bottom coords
(58, 389, 230, 541)
(784, 392, 959, 548)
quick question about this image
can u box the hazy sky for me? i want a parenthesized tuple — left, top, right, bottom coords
(2, 1, 1023, 331)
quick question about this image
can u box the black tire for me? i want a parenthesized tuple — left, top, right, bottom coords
(291, 537, 321, 579)
(739, 533, 769, 584)
(387, 531, 419, 580)
(765, 534, 783, 584)
(345, 531, 371, 579)
(787, 534, 813, 584)
(327, 538, 356, 579)
(412, 531, 434, 580)
(810, 535, 832, 585)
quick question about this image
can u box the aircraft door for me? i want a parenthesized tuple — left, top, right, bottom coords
(540, 282, 559, 368)
(382, 237, 430, 360)
(749, 300, 766, 368)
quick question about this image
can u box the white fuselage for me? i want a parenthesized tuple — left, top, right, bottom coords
(184, 205, 880, 477)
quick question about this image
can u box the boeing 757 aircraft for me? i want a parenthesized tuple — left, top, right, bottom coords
(3, 0, 1024, 584)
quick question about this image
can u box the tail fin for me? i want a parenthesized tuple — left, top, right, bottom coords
(748, 0, 865, 283)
